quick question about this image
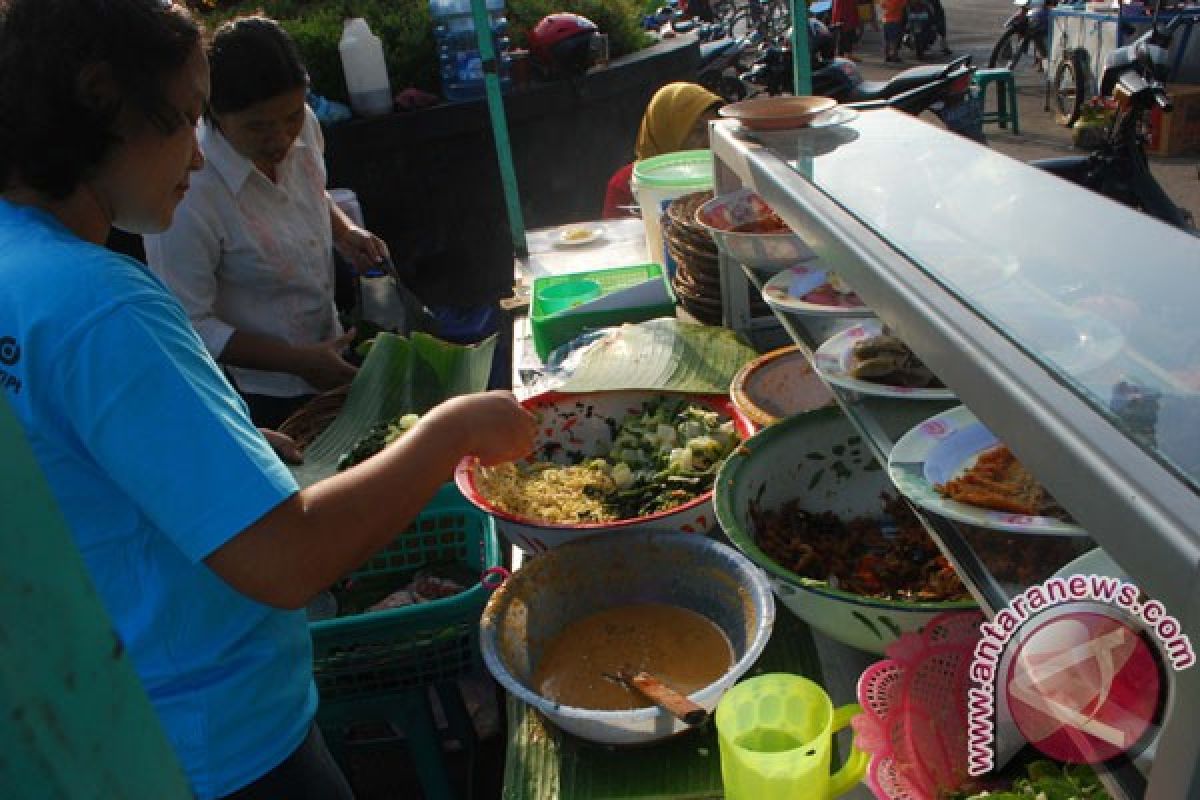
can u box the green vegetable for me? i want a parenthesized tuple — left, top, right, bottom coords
(336, 412, 420, 471)
(947, 760, 1111, 800)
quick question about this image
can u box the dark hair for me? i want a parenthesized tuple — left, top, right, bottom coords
(0, 0, 200, 200)
(207, 16, 307, 116)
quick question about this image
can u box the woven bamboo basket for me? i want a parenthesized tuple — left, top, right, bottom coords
(277, 385, 350, 454)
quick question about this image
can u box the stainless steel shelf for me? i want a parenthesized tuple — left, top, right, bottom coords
(710, 111, 1200, 800)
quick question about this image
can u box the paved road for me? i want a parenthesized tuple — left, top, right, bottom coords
(846, 0, 1200, 221)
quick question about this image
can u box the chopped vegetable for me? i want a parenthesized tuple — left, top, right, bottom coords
(337, 412, 420, 471)
(478, 398, 740, 523)
(945, 760, 1111, 800)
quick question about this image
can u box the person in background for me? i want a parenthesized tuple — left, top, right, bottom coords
(858, 0, 880, 32)
(832, 0, 864, 61)
(929, 0, 953, 55)
(0, 2, 537, 798)
(602, 82, 723, 219)
(145, 16, 390, 429)
(879, 0, 908, 62)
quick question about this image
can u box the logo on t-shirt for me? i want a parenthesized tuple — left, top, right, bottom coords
(0, 336, 18, 366)
(0, 335, 21, 395)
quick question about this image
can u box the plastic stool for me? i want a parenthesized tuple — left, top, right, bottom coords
(318, 682, 477, 800)
(972, 68, 1019, 134)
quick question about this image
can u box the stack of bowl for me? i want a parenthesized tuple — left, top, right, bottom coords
(664, 191, 772, 325)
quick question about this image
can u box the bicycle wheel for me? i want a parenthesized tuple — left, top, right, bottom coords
(1053, 51, 1086, 127)
(988, 29, 1044, 85)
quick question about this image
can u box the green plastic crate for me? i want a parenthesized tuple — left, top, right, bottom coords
(530, 263, 677, 360)
(309, 484, 499, 705)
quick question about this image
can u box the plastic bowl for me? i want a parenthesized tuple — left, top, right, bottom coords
(695, 188, 816, 272)
(536, 278, 603, 314)
(479, 530, 775, 745)
(455, 389, 755, 554)
(714, 407, 977, 655)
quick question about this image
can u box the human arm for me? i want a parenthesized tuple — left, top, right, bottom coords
(144, 189, 357, 391)
(329, 191, 390, 272)
(221, 327, 357, 392)
(205, 391, 537, 608)
(63, 291, 535, 611)
(602, 162, 637, 219)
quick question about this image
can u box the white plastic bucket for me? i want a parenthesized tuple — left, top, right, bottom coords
(631, 150, 713, 276)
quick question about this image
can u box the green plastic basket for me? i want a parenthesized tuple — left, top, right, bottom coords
(309, 484, 500, 704)
(530, 263, 677, 360)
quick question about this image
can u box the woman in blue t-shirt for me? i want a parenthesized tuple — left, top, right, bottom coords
(0, 2, 536, 798)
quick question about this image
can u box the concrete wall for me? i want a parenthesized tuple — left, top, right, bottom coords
(323, 37, 700, 308)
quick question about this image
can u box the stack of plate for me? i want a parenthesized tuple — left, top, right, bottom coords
(664, 190, 770, 325)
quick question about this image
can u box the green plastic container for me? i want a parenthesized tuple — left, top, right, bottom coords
(530, 263, 677, 360)
(631, 150, 714, 272)
(309, 483, 500, 703)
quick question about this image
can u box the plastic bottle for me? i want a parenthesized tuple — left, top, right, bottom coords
(339, 17, 393, 118)
(429, 0, 513, 102)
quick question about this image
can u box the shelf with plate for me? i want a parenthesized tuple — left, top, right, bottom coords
(708, 109, 1200, 800)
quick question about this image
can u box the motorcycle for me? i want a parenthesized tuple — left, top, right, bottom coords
(697, 35, 756, 101)
(903, 0, 938, 60)
(1030, 5, 1196, 231)
(989, 0, 1055, 75)
(740, 28, 982, 139)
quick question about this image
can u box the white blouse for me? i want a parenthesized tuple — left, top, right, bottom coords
(145, 105, 339, 399)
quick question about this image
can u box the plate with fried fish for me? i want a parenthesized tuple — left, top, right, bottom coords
(888, 406, 1087, 536)
(814, 320, 955, 400)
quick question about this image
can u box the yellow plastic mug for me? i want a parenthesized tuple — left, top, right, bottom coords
(715, 673, 868, 800)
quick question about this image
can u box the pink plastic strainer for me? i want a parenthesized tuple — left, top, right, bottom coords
(853, 611, 985, 800)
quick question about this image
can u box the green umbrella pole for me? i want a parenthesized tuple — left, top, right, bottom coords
(471, 0, 528, 258)
(791, 0, 813, 96)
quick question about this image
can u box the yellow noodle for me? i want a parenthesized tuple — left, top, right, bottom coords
(477, 462, 617, 523)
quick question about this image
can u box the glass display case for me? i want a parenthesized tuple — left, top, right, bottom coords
(709, 109, 1200, 800)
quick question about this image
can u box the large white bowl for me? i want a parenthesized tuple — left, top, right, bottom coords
(695, 187, 817, 272)
(715, 406, 977, 655)
(479, 530, 775, 745)
(455, 389, 754, 554)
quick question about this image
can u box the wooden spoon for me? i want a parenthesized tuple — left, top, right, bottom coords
(603, 668, 709, 726)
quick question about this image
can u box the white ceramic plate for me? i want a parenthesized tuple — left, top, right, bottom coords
(805, 106, 860, 129)
(761, 264, 876, 318)
(556, 223, 603, 247)
(814, 320, 956, 400)
(888, 406, 1087, 536)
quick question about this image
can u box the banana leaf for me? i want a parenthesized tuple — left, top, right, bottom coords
(290, 331, 496, 487)
(554, 318, 759, 394)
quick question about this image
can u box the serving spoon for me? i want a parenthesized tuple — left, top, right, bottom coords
(602, 668, 709, 727)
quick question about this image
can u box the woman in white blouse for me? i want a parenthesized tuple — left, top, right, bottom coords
(146, 15, 390, 428)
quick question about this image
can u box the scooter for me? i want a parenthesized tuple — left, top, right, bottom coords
(741, 27, 978, 125)
(1029, 6, 1196, 231)
(903, 0, 938, 60)
(697, 30, 757, 101)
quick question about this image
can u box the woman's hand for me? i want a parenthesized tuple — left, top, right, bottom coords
(294, 329, 358, 390)
(259, 428, 304, 465)
(335, 225, 391, 273)
(427, 390, 538, 466)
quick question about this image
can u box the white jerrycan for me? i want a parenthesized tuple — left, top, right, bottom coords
(339, 17, 392, 118)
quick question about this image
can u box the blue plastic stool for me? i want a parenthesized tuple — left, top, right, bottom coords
(972, 68, 1019, 134)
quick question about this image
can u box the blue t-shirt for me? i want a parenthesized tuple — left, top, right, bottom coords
(0, 200, 314, 799)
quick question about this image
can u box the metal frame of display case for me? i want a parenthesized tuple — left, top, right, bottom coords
(709, 112, 1200, 800)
